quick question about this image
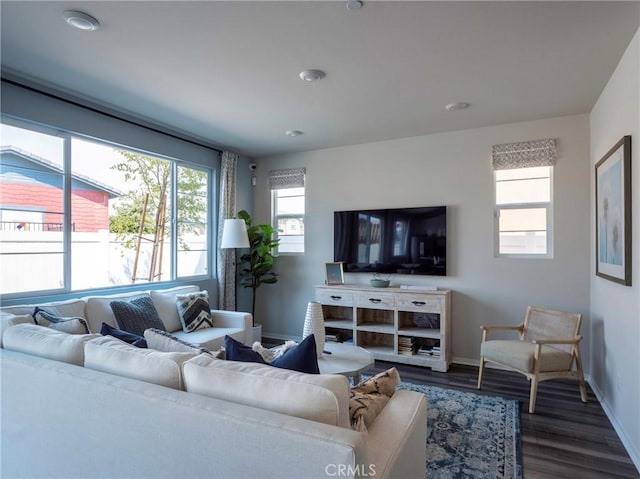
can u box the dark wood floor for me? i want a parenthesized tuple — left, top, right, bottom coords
(369, 361, 639, 479)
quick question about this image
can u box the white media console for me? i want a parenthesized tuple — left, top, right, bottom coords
(315, 284, 451, 372)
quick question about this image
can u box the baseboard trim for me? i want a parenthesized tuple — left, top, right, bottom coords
(588, 379, 640, 473)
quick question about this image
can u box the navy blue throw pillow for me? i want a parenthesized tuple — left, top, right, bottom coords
(224, 334, 320, 374)
(224, 335, 266, 364)
(272, 334, 320, 374)
(101, 322, 147, 348)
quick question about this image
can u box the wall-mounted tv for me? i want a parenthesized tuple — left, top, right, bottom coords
(334, 206, 446, 276)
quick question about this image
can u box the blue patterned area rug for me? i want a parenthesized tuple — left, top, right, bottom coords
(397, 381, 522, 479)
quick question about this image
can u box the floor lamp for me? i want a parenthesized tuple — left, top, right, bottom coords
(220, 218, 250, 311)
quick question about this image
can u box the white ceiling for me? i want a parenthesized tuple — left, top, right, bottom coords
(1, 1, 638, 158)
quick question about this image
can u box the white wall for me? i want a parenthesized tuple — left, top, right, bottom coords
(590, 28, 640, 468)
(254, 114, 591, 366)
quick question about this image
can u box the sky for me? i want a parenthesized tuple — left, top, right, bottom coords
(1, 123, 142, 192)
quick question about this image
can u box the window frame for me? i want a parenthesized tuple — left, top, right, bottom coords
(271, 187, 305, 255)
(0, 116, 214, 299)
(494, 167, 554, 259)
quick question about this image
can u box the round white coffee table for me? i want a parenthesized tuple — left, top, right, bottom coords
(317, 342, 374, 383)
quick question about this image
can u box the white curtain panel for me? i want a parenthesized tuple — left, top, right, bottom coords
(217, 151, 238, 310)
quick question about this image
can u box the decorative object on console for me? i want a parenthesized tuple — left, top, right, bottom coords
(324, 262, 344, 285)
(236, 210, 280, 327)
(32, 307, 90, 334)
(100, 322, 147, 348)
(175, 291, 214, 333)
(303, 301, 326, 358)
(595, 135, 632, 286)
(109, 296, 165, 336)
(369, 273, 390, 288)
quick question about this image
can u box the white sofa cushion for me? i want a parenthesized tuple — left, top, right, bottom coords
(144, 328, 223, 357)
(150, 285, 200, 332)
(183, 355, 350, 428)
(85, 336, 196, 390)
(0, 313, 33, 348)
(171, 327, 244, 351)
(3, 323, 99, 366)
(83, 291, 149, 333)
(0, 298, 86, 319)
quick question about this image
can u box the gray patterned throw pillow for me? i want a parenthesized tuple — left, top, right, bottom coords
(175, 291, 213, 333)
(32, 307, 90, 335)
(109, 296, 166, 336)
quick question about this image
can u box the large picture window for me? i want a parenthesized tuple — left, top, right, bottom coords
(0, 119, 211, 295)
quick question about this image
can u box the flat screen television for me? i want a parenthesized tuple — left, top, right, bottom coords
(334, 206, 446, 276)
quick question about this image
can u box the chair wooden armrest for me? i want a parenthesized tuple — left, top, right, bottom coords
(480, 324, 524, 342)
(480, 324, 524, 332)
(532, 335, 582, 346)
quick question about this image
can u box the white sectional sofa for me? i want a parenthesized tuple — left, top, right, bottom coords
(0, 285, 253, 349)
(0, 286, 427, 479)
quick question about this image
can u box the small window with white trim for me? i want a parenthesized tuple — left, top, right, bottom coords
(492, 139, 555, 258)
(270, 168, 305, 254)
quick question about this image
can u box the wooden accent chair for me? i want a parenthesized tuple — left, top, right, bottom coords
(477, 306, 587, 414)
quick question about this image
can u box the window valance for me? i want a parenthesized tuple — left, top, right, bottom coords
(491, 138, 556, 170)
(269, 167, 306, 190)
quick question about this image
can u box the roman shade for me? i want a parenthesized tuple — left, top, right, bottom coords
(269, 167, 306, 190)
(491, 138, 556, 170)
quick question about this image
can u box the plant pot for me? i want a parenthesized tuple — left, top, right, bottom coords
(252, 323, 262, 344)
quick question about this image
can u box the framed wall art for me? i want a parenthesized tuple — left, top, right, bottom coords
(595, 135, 631, 286)
(324, 262, 344, 285)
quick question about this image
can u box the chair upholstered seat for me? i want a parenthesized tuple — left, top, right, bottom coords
(480, 340, 573, 373)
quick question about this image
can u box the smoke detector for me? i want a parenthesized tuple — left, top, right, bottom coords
(299, 70, 326, 82)
(63, 10, 100, 31)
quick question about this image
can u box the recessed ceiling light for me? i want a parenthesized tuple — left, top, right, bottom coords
(285, 130, 304, 137)
(445, 102, 470, 111)
(346, 0, 363, 10)
(299, 70, 326, 82)
(63, 10, 100, 31)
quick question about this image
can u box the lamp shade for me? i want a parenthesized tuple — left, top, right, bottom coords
(221, 219, 250, 249)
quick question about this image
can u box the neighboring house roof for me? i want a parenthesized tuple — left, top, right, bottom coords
(0, 146, 122, 198)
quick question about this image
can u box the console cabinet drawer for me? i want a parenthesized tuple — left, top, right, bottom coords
(356, 292, 396, 310)
(396, 294, 443, 313)
(316, 289, 355, 307)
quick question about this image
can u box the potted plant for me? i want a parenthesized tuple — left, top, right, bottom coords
(237, 210, 279, 340)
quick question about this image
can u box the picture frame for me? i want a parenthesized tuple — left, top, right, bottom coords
(324, 262, 345, 285)
(595, 135, 632, 286)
